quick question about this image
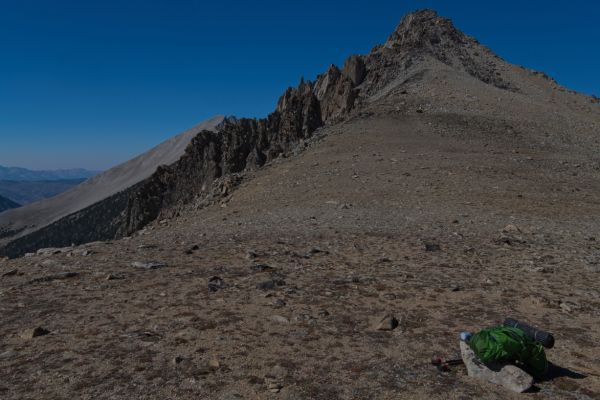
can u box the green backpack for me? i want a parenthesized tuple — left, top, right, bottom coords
(468, 326, 548, 376)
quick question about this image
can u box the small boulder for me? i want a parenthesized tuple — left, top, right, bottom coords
(375, 314, 399, 331)
(131, 261, 167, 270)
(22, 327, 50, 339)
(250, 264, 273, 272)
(424, 242, 441, 252)
(256, 279, 286, 291)
(106, 273, 125, 281)
(208, 276, 225, 292)
(271, 315, 290, 324)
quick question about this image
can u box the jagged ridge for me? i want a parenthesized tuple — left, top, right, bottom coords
(0, 9, 529, 257)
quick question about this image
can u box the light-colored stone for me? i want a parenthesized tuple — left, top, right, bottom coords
(21, 327, 50, 339)
(131, 261, 167, 270)
(460, 341, 533, 393)
(271, 315, 290, 324)
(374, 314, 399, 331)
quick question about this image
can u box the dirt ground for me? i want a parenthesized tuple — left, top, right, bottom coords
(2, 111, 600, 399)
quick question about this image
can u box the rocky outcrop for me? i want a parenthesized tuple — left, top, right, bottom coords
(118, 80, 327, 235)
(313, 65, 358, 123)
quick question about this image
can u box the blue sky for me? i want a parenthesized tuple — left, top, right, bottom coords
(1, 0, 598, 170)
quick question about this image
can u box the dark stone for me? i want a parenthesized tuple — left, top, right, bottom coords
(256, 279, 286, 291)
(208, 276, 225, 292)
(250, 263, 274, 272)
(424, 243, 441, 252)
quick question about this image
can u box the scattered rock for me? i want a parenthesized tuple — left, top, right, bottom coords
(173, 355, 188, 365)
(106, 273, 125, 281)
(0, 350, 17, 359)
(220, 393, 244, 400)
(256, 279, 286, 291)
(208, 358, 221, 369)
(71, 249, 92, 256)
(39, 259, 61, 268)
(131, 261, 167, 270)
(22, 327, 50, 339)
(460, 341, 533, 393)
(374, 314, 399, 331)
(502, 224, 521, 234)
(208, 276, 225, 292)
(246, 250, 258, 260)
(37, 247, 71, 256)
(424, 242, 441, 252)
(266, 379, 284, 393)
(272, 298, 287, 308)
(250, 263, 274, 272)
(271, 315, 290, 324)
(185, 244, 200, 254)
(560, 301, 578, 313)
(2, 268, 18, 277)
(27, 272, 79, 285)
(308, 247, 327, 255)
(317, 309, 330, 317)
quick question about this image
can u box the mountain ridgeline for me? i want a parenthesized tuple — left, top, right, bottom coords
(0, 166, 97, 181)
(0, 9, 594, 257)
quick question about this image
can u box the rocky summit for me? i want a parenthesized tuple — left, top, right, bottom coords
(1, 9, 599, 400)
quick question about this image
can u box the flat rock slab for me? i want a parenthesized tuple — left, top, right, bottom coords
(460, 341, 533, 393)
(131, 261, 168, 270)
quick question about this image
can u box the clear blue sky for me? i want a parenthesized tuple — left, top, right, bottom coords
(1, 0, 598, 170)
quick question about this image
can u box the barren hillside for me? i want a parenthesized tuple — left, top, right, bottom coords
(1, 9, 599, 400)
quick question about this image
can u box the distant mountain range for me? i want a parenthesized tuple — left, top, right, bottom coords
(0, 179, 87, 205)
(0, 165, 99, 181)
(0, 194, 20, 213)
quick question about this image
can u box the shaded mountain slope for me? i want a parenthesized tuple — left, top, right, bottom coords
(0, 179, 86, 205)
(0, 195, 19, 213)
(0, 115, 224, 253)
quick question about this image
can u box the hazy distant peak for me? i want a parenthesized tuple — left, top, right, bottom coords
(0, 165, 99, 182)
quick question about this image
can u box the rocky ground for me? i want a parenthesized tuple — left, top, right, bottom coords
(1, 111, 600, 399)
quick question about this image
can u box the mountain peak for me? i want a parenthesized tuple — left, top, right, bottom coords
(385, 8, 470, 51)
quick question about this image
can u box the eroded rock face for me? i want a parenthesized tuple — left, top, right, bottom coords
(342, 55, 367, 86)
(313, 65, 358, 123)
(118, 79, 327, 236)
